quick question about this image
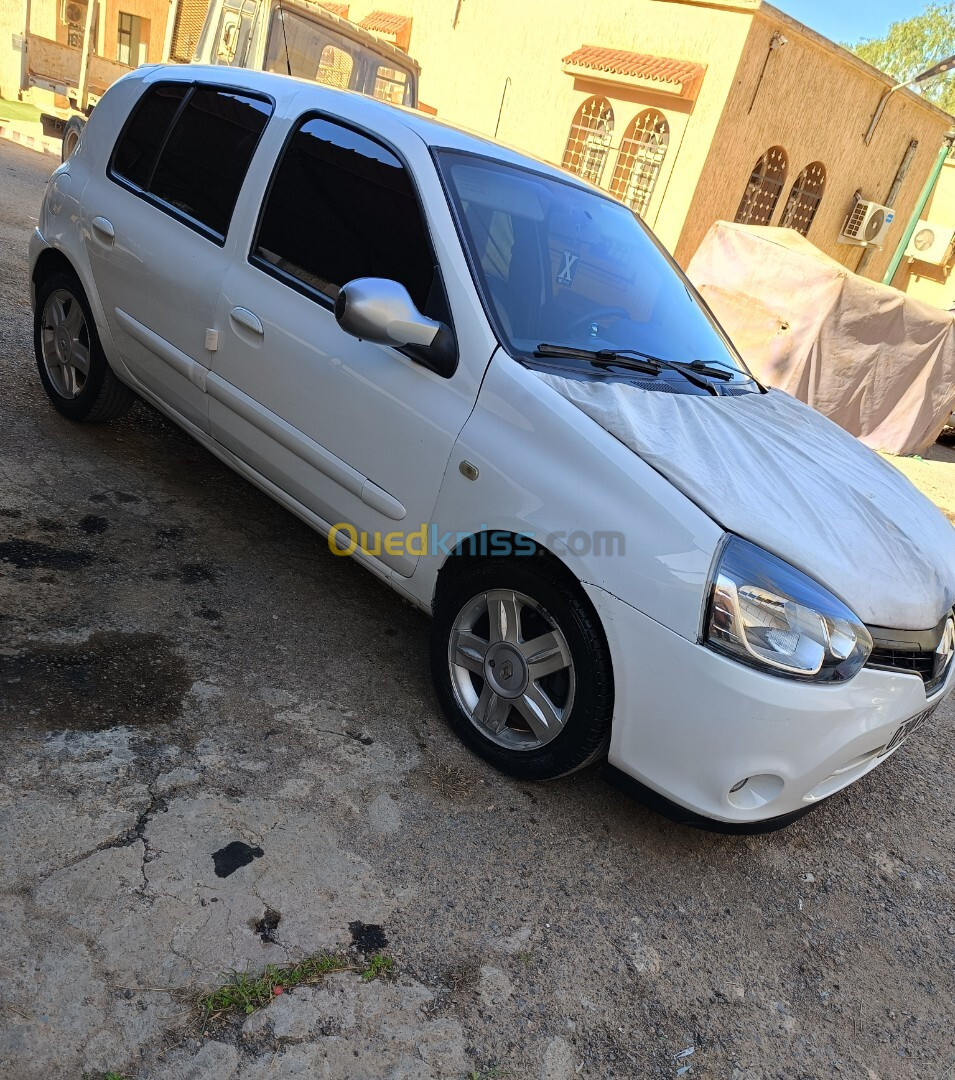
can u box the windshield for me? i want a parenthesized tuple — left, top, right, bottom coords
(436, 151, 748, 377)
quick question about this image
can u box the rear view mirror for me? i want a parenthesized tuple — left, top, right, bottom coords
(335, 277, 457, 377)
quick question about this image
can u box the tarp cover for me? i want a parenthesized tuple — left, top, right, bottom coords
(686, 221, 955, 457)
(537, 372, 955, 630)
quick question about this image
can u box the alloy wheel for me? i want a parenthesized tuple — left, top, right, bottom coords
(448, 589, 576, 751)
(39, 288, 91, 399)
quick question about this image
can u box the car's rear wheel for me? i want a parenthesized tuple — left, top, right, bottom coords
(61, 116, 85, 162)
(430, 556, 614, 780)
(34, 270, 135, 422)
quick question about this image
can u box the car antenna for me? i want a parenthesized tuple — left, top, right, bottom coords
(277, 0, 292, 76)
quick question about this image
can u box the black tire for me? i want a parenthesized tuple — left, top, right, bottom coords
(430, 555, 614, 781)
(34, 269, 135, 422)
(61, 116, 85, 162)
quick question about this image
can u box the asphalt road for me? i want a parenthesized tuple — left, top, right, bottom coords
(1, 137, 954, 1080)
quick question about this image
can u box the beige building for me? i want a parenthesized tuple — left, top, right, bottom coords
(5, 0, 952, 296)
(341, 0, 953, 290)
(1, 0, 176, 102)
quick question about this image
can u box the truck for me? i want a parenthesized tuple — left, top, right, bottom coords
(19, 0, 422, 160)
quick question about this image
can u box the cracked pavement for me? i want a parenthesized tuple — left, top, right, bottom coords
(2, 140, 955, 1080)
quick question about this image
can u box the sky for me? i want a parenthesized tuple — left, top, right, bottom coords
(775, 0, 928, 45)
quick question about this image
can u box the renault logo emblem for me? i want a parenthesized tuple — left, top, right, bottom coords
(500, 658, 514, 681)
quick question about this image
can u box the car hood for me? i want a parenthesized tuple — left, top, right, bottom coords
(537, 373, 955, 630)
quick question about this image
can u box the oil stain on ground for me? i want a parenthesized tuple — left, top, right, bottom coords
(212, 841, 264, 878)
(0, 630, 191, 731)
(78, 515, 109, 535)
(0, 539, 95, 570)
(349, 921, 388, 953)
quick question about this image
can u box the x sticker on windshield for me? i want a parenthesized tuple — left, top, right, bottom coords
(556, 250, 580, 287)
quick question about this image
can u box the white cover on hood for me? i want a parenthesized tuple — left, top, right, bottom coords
(537, 373, 955, 630)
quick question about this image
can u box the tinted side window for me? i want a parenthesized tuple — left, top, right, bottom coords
(252, 116, 435, 311)
(150, 90, 272, 236)
(111, 83, 272, 240)
(112, 83, 188, 189)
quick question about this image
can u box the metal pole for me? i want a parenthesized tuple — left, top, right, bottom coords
(76, 0, 97, 111)
(493, 76, 510, 139)
(21, 0, 33, 96)
(856, 139, 918, 276)
(882, 134, 955, 286)
(163, 0, 181, 62)
(864, 83, 905, 145)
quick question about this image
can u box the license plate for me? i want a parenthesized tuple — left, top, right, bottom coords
(880, 703, 939, 756)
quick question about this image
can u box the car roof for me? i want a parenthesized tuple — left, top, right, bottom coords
(137, 64, 592, 192)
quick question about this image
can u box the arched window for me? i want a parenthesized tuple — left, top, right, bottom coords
(780, 161, 826, 236)
(610, 110, 669, 216)
(735, 146, 788, 226)
(562, 97, 614, 185)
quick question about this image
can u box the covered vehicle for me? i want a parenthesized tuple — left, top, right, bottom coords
(28, 66, 955, 831)
(687, 221, 955, 456)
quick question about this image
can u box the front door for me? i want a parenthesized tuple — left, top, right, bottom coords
(208, 111, 480, 575)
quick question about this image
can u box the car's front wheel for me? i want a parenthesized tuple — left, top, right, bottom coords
(430, 555, 614, 780)
(34, 269, 135, 422)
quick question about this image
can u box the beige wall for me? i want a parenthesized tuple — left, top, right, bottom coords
(346, 0, 951, 279)
(902, 157, 955, 311)
(343, 0, 753, 253)
(0, 0, 28, 99)
(98, 0, 172, 64)
(677, 8, 953, 282)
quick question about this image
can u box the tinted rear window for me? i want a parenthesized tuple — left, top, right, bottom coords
(111, 83, 188, 189)
(111, 83, 272, 240)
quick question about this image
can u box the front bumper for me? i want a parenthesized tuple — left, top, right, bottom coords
(585, 583, 954, 824)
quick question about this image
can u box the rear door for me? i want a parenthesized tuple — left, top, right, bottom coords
(82, 79, 273, 431)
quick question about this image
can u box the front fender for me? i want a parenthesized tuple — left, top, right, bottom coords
(407, 351, 723, 641)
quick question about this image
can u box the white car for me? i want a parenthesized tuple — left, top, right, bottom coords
(30, 66, 955, 830)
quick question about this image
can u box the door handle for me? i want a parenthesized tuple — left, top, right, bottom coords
(91, 216, 114, 241)
(230, 307, 264, 336)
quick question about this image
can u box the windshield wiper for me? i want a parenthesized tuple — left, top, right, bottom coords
(534, 343, 732, 393)
(534, 343, 660, 375)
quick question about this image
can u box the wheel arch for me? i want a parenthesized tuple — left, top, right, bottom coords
(433, 529, 583, 606)
(432, 529, 613, 685)
(31, 246, 78, 298)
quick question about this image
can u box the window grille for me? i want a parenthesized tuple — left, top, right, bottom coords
(735, 146, 788, 226)
(780, 161, 826, 236)
(562, 97, 614, 185)
(610, 109, 669, 216)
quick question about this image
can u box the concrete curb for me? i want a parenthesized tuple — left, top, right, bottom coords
(0, 120, 60, 158)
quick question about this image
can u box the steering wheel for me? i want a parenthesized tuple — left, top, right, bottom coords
(565, 307, 630, 339)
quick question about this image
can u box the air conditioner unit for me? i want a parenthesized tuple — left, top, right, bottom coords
(840, 197, 895, 248)
(61, 0, 86, 24)
(905, 220, 955, 265)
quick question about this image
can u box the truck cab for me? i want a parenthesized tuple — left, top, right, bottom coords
(192, 0, 419, 107)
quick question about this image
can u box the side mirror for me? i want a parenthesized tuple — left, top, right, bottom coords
(334, 277, 457, 377)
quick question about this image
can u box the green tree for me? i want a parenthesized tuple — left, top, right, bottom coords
(845, 2, 955, 115)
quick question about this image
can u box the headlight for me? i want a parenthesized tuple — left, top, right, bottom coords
(705, 536, 872, 682)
